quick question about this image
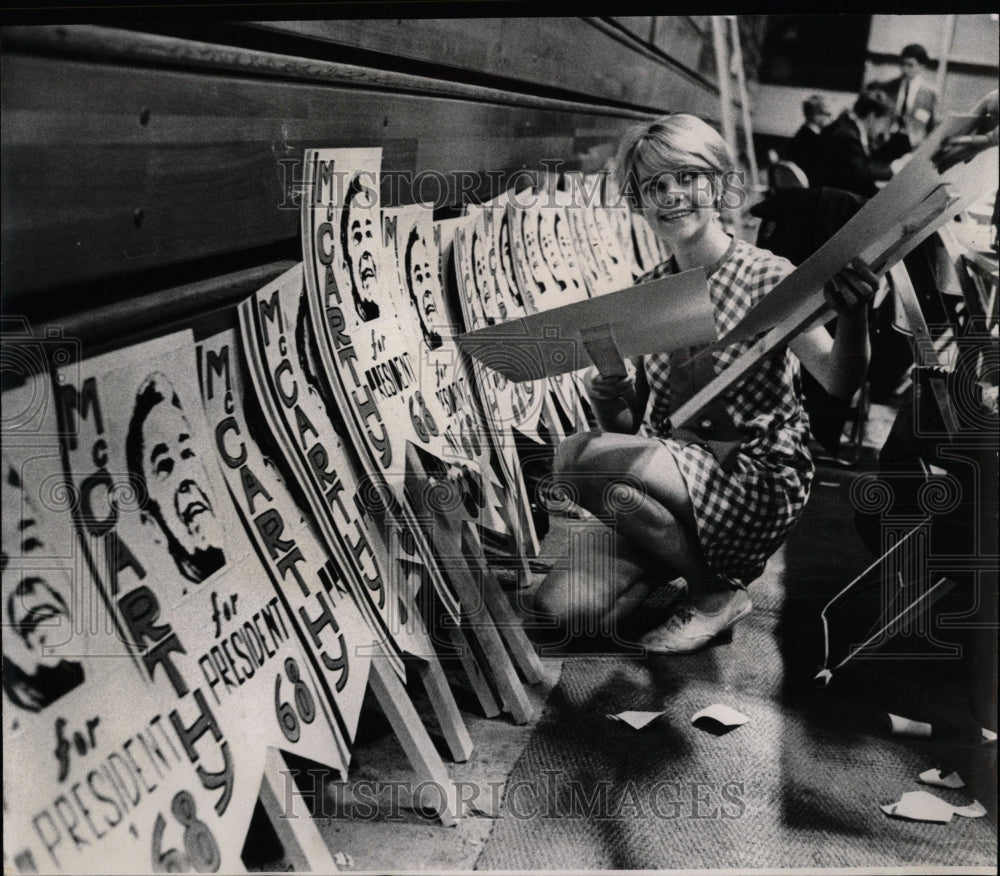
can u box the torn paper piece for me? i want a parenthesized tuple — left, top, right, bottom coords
(332, 852, 354, 869)
(983, 727, 997, 743)
(691, 704, 750, 728)
(888, 713, 933, 737)
(812, 668, 834, 688)
(919, 769, 965, 789)
(607, 710, 666, 730)
(953, 801, 988, 819)
(882, 790, 988, 823)
(881, 790, 956, 823)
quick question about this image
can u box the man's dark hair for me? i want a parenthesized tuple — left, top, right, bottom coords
(125, 374, 178, 513)
(900, 43, 930, 66)
(339, 173, 380, 321)
(340, 173, 366, 276)
(404, 225, 421, 294)
(802, 95, 829, 123)
(854, 89, 894, 119)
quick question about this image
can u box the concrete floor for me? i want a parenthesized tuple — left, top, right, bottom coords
(308, 656, 564, 873)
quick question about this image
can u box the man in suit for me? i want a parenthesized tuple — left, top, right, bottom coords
(816, 90, 895, 198)
(788, 94, 832, 186)
(874, 43, 938, 150)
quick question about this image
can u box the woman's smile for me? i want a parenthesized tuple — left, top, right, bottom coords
(657, 207, 695, 222)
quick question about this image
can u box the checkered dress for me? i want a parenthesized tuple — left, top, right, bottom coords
(643, 237, 814, 586)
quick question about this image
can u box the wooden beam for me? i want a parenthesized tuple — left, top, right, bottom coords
(2, 24, 658, 119)
(1, 50, 641, 299)
(257, 747, 342, 872)
(711, 17, 738, 169)
(368, 652, 462, 826)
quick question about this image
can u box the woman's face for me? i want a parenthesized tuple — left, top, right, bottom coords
(638, 167, 718, 245)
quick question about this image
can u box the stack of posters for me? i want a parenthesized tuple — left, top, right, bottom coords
(197, 329, 375, 755)
(300, 148, 536, 721)
(381, 203, 510, 542)
(4, 335, 347, 873)
(238, 266, 419, 676)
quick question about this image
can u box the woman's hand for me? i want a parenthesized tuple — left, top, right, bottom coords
(824, 257, 880, 315)
(585, 360, 636, 403)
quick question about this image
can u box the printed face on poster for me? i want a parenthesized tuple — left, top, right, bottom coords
(2, 451, 84, 720)
(2, 334, 346, 874)
(382, 205, 509, 536)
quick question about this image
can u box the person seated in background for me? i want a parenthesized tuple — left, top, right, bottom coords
(789, 94, 832, 185)
(872, 43, 938, 152)
(816, 89, 896, 198)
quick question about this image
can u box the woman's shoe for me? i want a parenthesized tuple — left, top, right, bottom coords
(637, 589, 752, 654)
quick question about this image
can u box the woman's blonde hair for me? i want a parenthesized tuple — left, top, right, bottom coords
(615, 114, 735, 208)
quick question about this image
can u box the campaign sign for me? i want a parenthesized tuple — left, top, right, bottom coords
(4, 373, 168, 876)
(197, 329, 374, 759)
(382, 204, 510, 539)
(504, 195, 589, 432)
(301, 147, 480, 623)
(438, 215, 541, 556)
(238, 267, 421, 675)
(562, 172, 634, 294)
(18, 333, 345, 874)
(454, 210, 545, 446)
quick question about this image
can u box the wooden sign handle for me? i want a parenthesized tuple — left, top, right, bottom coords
(580, 323, 627, 378)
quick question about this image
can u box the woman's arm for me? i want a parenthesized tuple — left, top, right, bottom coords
(790, 259, 878, 399)
(585, 356, 649, 434)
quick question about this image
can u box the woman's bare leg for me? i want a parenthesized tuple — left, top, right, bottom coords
(533, 430, 735, 640)
(532, 531, 654, 641)
(553, 430, 732, 606)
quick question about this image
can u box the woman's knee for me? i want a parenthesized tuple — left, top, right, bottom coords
(531, 570, 576, 629)
(553, 430, 595, 475)
(532, 568, 613, 632)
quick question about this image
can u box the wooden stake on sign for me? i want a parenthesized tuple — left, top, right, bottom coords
(728, 16, 760, 192)
(258, 747, 344, 872)
(463, 522, 545, 685)
(888, 261, 960, 436)
(405, 444, 536, 724)
(403, 569, 475, 762)
(446, 623, 502, 718)
(368, 648, 462, 826)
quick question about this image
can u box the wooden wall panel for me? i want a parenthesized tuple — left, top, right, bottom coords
(2, 18, 733, 319)
(651, 17, 710, 75)
(248, 18, 719, 116)
(2, 52, 636, 301)
(610, 17, 655, 43)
